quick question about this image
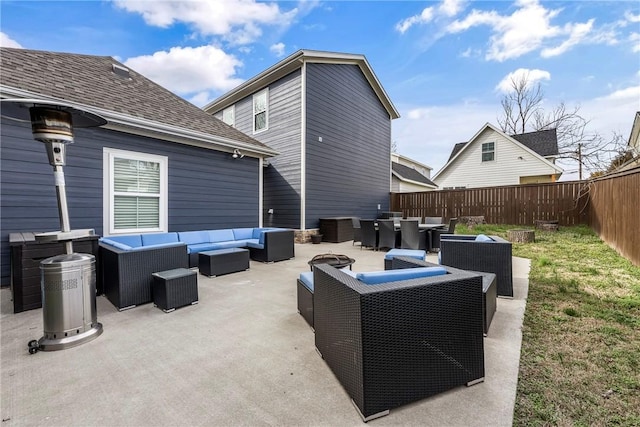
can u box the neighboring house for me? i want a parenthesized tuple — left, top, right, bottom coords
(0, 47, 277, 286)
(433, 123, 563, 189)
(204, 50, 400, 232)
(391, 153, 437, 192)
(624, 111, 640, 170)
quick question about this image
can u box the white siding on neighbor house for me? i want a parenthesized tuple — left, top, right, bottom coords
(435, 128, 559, 189)
(392, 177, 434, 192)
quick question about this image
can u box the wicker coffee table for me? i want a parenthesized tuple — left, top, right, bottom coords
(308, 253, 355, 271)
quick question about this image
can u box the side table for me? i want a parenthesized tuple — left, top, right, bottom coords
(152, 268, 198, 313)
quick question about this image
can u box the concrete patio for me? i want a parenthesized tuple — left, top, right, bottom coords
(1, 241, 529, 426)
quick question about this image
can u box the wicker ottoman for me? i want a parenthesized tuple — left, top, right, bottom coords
(199, 248, 250, 277)
(152, 268, 198, 313)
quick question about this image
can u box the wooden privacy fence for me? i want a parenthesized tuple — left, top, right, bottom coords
(390, 181, 590, 226)
(587, 166, 640, 267)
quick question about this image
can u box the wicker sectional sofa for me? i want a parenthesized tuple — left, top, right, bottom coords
(311, 260, 485, 421)
(99, 228, 294, 310)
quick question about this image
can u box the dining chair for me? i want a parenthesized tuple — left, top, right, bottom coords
(400, 219, 427, 250)
(431, 218, 458, 251)
(352, 217, 362, 246)
(377, 219, 397, 251)
(424, 216, 444, 225)
(360, 219, 377, 250)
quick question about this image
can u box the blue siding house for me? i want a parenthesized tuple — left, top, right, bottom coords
(0, 47, 278, 286)
(204, 50, 400, 239)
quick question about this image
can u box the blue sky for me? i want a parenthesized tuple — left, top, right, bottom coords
(2, 0, 639, 178)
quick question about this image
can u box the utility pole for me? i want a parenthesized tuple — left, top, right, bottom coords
(578, 143, 582, 181)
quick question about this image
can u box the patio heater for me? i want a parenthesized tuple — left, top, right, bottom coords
(1, 99, 107, 353)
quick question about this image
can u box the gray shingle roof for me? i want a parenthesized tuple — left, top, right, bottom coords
(447, 128, 559, 161)
(447, 142, 467, 162)
(392, 162, 436, 187)
(0, 47, 271, 152)
(510, 128, 559, 157)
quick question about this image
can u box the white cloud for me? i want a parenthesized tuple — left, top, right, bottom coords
(270, 42, 286, 57)
(124, 45, 244, 96)
(0, 32, 22, 48)
(625, 11, 640, 23)
(630, 33, 640, 53)
(541, 19, 594, 57)
(496, 68, 551, 93)
(112, 0, 299, 45)
(439, 0, 465, 17)
(446, 0, 598, 61)
(395, 0, 466, 34)
(396, 7, 435, 34)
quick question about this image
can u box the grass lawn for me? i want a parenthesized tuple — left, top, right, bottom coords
(455, 224, 640, 426)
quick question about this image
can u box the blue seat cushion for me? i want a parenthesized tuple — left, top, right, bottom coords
(209, 241, 245, 250)
(141, 232, 179, 246)
(178, 230, 210, 245)
(384, 249, 426, 260)
(356, 266, 448, 285)
(475, 234, 494, 242)
(299, 271, 314, 291)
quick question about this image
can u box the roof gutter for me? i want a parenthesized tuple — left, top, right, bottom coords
(1, 86, 279, 158)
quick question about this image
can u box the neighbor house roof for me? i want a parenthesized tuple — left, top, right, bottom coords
(511, 128, 559, 157)
(0, 47, 277, 157)
(447, 128, 559, 161)
(392, 162, 437, 188)
(203, 49, 400, 120)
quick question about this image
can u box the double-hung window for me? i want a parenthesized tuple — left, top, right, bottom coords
(104, 148, 167, 235)
(482, 142, 495, 162)
(253, 89, 268, 133)
(222, 106, 235, 127)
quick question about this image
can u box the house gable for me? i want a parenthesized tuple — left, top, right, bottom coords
(434, 123, 563, 188)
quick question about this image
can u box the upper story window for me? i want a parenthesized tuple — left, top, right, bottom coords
(253, 89, 268, 133)
(103, 148, 168, 235)
(222, 106, 235, 127)
(482, 142, 495, 162)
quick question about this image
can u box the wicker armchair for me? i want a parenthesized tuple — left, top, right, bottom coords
(313, 263, 485, 421)
(440, 234, 513, 297)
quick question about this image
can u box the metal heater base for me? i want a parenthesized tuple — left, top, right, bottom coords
(38, 323, 103, 351)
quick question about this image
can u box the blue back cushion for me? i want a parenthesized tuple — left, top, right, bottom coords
(141, 232, 179, 246)
(299, 271, 314, 291)
(208, 229, 235, 243)
(233, 228, 254, 240)
(475, 234, 494, 242)
(105, 234, 143, 248)
(178, 231, 210, 245)
(356, 267, 448, 285)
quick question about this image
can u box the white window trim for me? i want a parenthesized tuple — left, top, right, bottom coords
(481, 142, 496, 162)
(103, 147, 168, 236)
(253, 88, 269, 134)
(222, 105, 235, 127)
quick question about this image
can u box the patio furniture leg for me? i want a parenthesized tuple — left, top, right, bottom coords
(352, 401, 389, 423)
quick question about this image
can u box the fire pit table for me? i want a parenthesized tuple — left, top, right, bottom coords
(308, 253, 355, 271)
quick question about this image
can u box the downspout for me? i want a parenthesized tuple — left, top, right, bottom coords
(300, 62, 307, 231)
(259, 157, 264, 227)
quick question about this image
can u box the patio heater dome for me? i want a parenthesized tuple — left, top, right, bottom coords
(1, 98, 107, 353)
